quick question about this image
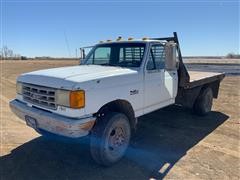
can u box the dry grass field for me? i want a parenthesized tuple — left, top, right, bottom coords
(0, 60, 239, 179)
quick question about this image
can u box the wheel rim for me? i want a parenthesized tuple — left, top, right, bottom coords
(106, 122, 130, 159)
(109, 127, 126, 150)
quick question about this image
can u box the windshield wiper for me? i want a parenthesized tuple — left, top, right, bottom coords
(99, 63, 119, 67)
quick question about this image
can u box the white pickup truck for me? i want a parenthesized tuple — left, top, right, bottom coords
(10, 32, 225, 166)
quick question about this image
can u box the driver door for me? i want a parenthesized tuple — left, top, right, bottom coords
(144, 43, 174, 114)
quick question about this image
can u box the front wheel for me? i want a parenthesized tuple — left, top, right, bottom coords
(90, 112, 131, 166)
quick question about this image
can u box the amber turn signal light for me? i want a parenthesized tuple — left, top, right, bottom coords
(70, 90, 85, 109)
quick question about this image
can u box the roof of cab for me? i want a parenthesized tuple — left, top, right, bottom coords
(97, 39, 164, 45)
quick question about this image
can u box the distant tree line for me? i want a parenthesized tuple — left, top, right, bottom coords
(226, 53, 240, 59)
(0, 46, 24, 60)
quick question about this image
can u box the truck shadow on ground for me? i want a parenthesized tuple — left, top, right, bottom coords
(0, 105, 229, 180)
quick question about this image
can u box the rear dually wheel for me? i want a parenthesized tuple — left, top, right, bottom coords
(193, 87, 213, 116)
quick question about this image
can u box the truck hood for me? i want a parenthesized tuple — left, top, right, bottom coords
(18, 65, 138, 89)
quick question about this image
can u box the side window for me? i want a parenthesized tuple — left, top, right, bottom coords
(146, 44, 165, 70)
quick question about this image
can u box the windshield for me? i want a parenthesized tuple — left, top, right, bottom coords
(83, 43, 146, 67)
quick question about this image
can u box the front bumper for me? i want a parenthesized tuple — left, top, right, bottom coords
(9, 100, 96, 138)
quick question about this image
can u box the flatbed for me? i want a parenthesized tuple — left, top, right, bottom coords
(189, 71, 223, 82)
(186, 71, 225, 89)
(176, 70, 225, 109)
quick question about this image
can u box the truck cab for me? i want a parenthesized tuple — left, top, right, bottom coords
(80, 39, 179, 117)
(10, 32, 225, 166)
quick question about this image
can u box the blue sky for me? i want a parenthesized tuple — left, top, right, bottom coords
(1, 0, 239, 57)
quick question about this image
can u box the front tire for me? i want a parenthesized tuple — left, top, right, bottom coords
(90, 112, 131, 166)
(193, 87, 213, 116)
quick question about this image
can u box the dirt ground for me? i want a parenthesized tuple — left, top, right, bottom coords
(0, 60, 239, 180)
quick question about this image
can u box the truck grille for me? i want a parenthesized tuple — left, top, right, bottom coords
(22, 83, 57, 110)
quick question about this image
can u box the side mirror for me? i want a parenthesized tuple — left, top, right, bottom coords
(80, 48, 86, 62)
(79, 48, 85, 64)
(165, 42, 177, 70)
(79, 46, 94, 65)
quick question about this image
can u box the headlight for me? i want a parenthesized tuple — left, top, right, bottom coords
(16, 82, 22, 94)
(56, 90, 85, 109)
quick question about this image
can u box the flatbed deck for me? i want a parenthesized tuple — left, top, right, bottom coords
(189, 71, 224, 82)
(185, 71, 225, 89)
